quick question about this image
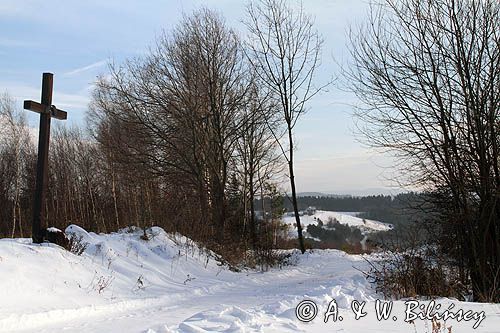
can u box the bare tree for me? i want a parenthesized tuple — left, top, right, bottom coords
(245, 0, 325, 253)
(349, 0, 499, 302)
(90, 9, 253, 247)
(0, 93, 34, 238)
(236, 82, 283, 249)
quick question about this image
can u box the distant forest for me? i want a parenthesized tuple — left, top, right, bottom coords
(256, 192, 428, 226)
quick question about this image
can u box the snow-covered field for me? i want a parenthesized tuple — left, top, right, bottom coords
(0, 226, 498, 333)
(283, 210, 393, 236)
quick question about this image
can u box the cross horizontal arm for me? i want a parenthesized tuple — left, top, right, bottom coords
(24, 100, 67, 120)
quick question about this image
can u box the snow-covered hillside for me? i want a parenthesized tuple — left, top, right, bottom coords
(0, 226, 498, 332)
(283, 210, 393, 236)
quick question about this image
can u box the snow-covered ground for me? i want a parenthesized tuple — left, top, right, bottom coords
(283, 210, 393, 237)
(0, 226, 498, 332)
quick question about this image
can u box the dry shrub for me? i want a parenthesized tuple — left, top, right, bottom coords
(365, 251, 467, 299)
(67, 234, 89, 256)
(252, 248, 300, 271)
(363, 227, 469, 300)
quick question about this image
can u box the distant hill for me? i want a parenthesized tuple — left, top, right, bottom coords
(258, 192, 429, 226)
(296, 192, 351, 198)
(297, 188, 406, 197)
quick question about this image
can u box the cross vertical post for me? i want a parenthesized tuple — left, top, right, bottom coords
(24, 73, 68, 243)
(33, 73, 52, 243)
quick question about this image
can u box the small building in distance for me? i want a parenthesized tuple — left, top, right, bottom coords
(305, 206, 317, 215)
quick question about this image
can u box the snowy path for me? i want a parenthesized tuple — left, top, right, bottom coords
(0, 227, 498, 332)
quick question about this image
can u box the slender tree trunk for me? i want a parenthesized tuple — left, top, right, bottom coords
(288, 127, 305, 253)
(111, 168, 119, 228)
(249, 171, 256, 250)
(11, 203, 16, 238)
(18, 203, 23, 238)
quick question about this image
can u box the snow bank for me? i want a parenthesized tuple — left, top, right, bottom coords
(0, 226, 498, 332)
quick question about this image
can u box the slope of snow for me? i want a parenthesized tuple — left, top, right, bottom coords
(0, 226, 498, 333)
(283, 210, 393, 235)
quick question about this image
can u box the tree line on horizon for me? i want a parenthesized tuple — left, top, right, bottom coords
(268, 192, 425, 226)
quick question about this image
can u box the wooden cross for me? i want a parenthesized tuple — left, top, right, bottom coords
(24, 73, 67, 243)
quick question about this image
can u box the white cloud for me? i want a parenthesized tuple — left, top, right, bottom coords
(63, 60, 108, 77)
(0, 82, 89, 111)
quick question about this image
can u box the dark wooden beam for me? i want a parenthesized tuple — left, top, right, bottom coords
(24, 100, 68, 120)
(31, 73, 53, 243)
(50, 106, 68, 120)
(24, 72, 68, 244)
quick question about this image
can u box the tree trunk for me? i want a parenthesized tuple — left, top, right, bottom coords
(249, 172, 256, 250)
(288, 127, 305, 253)
(111, 166, 120, 229)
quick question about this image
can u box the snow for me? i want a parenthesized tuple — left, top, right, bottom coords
(0, 225, 498, 332)
(46, 227, 62, 233)
(283, 210, 393, 239)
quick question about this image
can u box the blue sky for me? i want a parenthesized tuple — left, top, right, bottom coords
(0, 0, 399, 195)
